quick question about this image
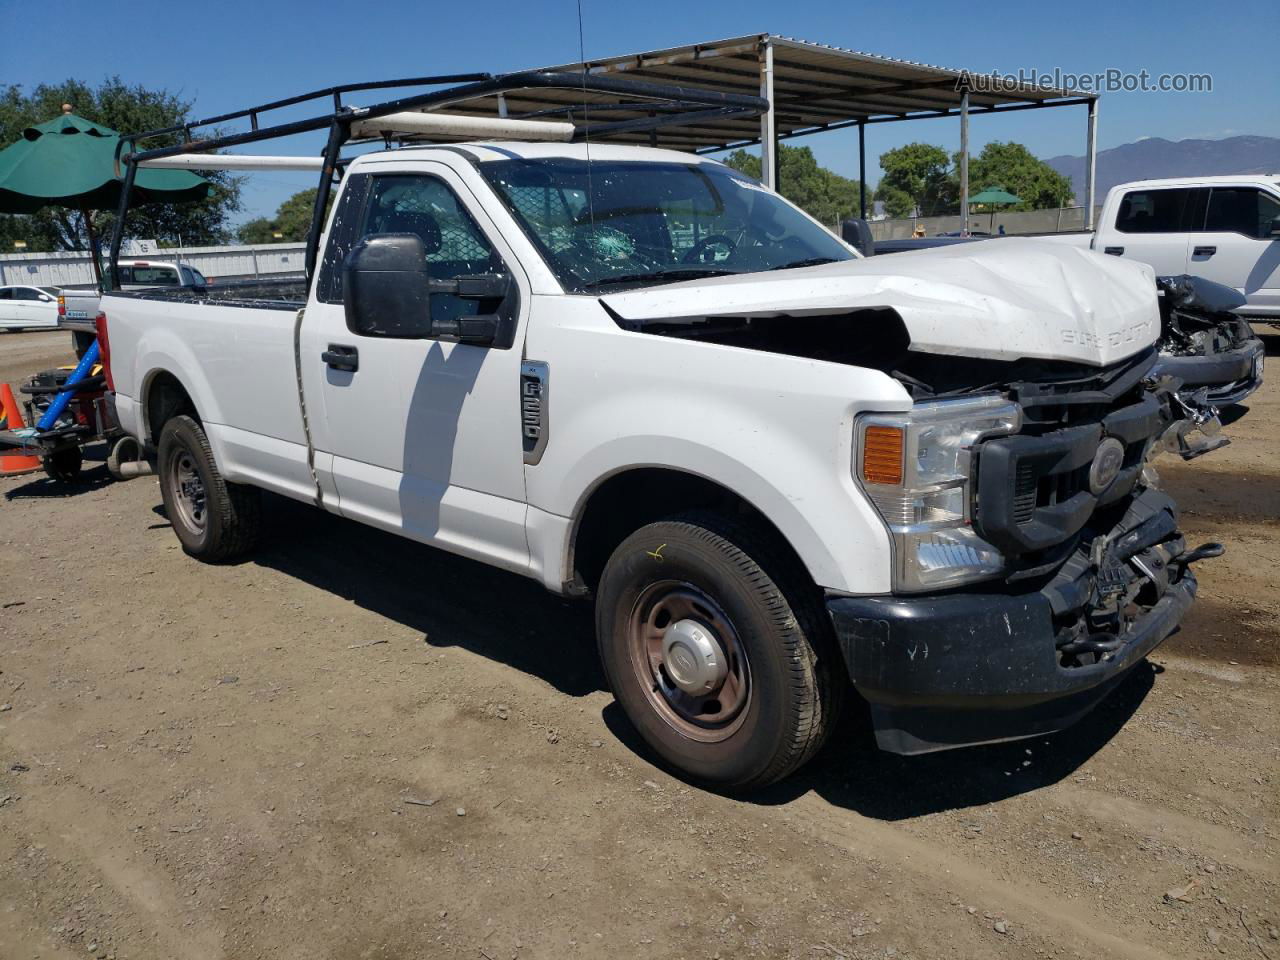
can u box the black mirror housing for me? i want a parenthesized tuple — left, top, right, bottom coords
(343, 234, 435, 338)
(343, 235, 514, 347)
(841, 218, 876, 257)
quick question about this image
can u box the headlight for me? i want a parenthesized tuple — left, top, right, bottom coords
(856, 395, 1021, 592)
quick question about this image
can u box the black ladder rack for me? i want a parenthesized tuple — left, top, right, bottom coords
(107, 70, 768, 290)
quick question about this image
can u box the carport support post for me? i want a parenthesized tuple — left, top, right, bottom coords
(959, 88, 970, 236)
(1085, 97, 1098, 230)
(759, 40, 777, 190)
(858, 120, 867, 220)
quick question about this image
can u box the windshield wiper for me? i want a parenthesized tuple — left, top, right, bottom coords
(768, 257, 840, 271)
(587, 267, 738, 289)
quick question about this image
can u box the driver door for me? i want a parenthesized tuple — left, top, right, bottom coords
(299, 161, 533, 574)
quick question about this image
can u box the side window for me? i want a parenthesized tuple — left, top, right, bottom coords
(180, 267, 195, 286)
(1114, 188, 1192, 233)
(363, 175, 496, 271)
(1205, 188, 1280, 239)
(1263, 193, 1280, 238)
(0, 289, 11, 300)
(128, 266, 179, 286)
(360, 174, 502, 327)
(15, 288, 41, 301)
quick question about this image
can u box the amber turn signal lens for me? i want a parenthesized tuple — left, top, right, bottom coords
(862, 425, 905, 485)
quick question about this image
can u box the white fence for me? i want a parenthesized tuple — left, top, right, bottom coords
(0, 242, 307, 289)
(868, 206, 1103, 241)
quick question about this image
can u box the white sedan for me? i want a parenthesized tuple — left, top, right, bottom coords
(0, 284, 61, 331)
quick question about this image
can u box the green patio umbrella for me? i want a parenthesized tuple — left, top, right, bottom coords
(0, 105, 212, 279)
(967, 187, 1021, 234)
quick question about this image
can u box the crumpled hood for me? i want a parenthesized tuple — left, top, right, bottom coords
(601, 239, 1160, 367)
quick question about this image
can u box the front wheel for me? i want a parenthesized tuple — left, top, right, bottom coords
(157, 415, 261, 562)
(595, 513, 843, 790)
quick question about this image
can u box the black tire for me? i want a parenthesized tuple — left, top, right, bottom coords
(42, 447, 82, 483)
(157, 415, 261, 562)
(595, 512, 844, 790)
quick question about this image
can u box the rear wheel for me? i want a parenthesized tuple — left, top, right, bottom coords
(158, 415, 261, 562)
(595, 512, 843, 790)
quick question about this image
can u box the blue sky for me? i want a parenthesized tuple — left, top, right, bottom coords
(4, 0, 1277, 224)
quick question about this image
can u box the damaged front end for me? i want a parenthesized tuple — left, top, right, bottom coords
(829, 348, 1223, 754)
(600, 243, 1230, 754)
(1152, 274, 1263, 408)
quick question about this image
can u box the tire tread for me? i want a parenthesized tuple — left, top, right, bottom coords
(598, 510, 844, 790)
(159, 415, 261, 562)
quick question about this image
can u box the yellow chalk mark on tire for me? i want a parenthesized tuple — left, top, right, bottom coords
(646, 543, 667, 562)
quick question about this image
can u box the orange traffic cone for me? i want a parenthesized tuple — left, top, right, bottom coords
(0, 383, 42, 477)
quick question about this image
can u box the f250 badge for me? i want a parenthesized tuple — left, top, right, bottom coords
(1061, 320, 1151, 349)
(520, 361, 549, 465)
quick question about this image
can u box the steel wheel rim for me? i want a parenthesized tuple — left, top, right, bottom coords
(169, 450, 207, 534)
(626, 580, 751, 743)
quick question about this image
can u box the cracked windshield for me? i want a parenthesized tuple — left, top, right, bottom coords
(480, 157, 853, 291)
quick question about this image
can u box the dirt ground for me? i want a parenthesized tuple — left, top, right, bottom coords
(1, 327, 1276, 960)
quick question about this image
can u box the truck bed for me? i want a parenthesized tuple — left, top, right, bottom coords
(107, 276, 307, 311)
(103, 285, 315, 500)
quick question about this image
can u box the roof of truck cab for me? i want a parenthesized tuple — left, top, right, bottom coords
(359, 141, 728, 166)
(1110, 174, 1280, 190)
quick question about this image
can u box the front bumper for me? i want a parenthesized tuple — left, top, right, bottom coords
(828, 489, 1201, 755)
(1154, 335, 1265, 407)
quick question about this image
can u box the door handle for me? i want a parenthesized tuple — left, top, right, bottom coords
(1193, 245, 1217, 257)
(1103, 246, 1124, 256)
(322, 344, 359, 372)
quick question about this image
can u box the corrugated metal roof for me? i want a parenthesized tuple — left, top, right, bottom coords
(414, 34, 1093, 152)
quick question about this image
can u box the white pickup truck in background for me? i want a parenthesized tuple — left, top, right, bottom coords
(1065, 175, 1280, 320)
(94, 74, 1226, 789)
(57, 259, 214, 353)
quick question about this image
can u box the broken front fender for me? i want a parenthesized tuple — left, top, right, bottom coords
(1155, 273, 1265, 408)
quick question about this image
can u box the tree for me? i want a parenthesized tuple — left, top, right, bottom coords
(960, 141, 1073, 211)
(876, 143, 957, 217)
(722, 145, 871, 225)
(237, 188, 323, 244)
(876, 185, 917, 220)
(0, 77, 242, 253)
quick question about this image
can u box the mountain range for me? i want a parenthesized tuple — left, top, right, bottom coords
(1046, 135, 1280, 200)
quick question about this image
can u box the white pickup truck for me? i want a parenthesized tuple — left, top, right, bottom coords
(58, 260, 214, 355)
(1070, 175, 1280, 320)
(1054, 175, 1277, 405)
(96, 76, 1222, 789)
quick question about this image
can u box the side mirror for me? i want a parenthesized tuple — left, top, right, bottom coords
(841, 218, 876, 257)
(39, 294, 53, 302)
(343, 234, 508, 344)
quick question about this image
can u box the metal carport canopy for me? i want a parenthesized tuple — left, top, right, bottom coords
(444, 34, 1100, 231)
